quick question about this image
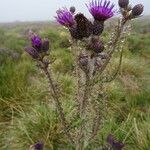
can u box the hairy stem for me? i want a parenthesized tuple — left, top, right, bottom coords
(42, 64, 75, 146)
(72, 41, 83, 114)
(99, 18, 126, 74)
(72, 42, 88, 149)
(103, 48, 123, 83)
(89, 92, 102, 142)
(88, 18, 127, 142)
(94, 48, 123, 85)
(77, 73, 91, 149)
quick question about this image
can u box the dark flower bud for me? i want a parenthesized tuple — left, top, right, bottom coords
(24, 46, 39, 59)
(107, 134, 114, 145)
(42, 39, 50, 52)
(79, 53, 88, 66)
(87, 37, 104, 53)
(118, 0, 129, 8)
(78, 53, 89, 73)
(95, 58, 103, 69)
(92, 20, 104, 36)
(30, 142, 44, 150)
(132, 4, 144, 17)
(113, 141, 125, 150)
(74, 13, 93, 39)
(31, 142, 43, 150)
(106, 134, 125, 150)
(70, 6, 76, 14)
(69, 25, 82, 40)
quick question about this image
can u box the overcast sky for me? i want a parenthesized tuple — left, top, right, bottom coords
(0, 0, 149, 22)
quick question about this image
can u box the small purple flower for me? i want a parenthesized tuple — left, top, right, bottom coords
(107, 134, 125, 150)
(31, 35, 42, 48)
(55, 8, 75, 27)
(24, 33, 50, 59)
(113, 141, 125, 150)
(33, 142, 43, 150)
(86, 0, 116, 21)
(30, 142, 43, 150)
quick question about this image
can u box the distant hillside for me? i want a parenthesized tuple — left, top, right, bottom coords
(0, 15, 149, 28)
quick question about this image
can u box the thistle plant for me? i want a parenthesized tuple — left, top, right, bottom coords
(24, 0, 144, 149)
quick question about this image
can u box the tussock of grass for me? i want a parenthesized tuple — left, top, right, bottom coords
(4, 104, 67, 150)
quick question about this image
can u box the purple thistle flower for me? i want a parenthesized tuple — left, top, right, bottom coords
(30, 142, 43, 150)
(31, 35, 42, 48)
(24, 33, 50, 59)
(106, 134, 125, 150)
(55, 8, 75, 27)
(33, 142, 43, 150)
(113, 141, 125, 150)
(86, 0, 116, 21)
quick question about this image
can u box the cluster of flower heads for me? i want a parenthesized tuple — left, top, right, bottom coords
(25, 33, 50, 59)
(55, 0, 144, 55)
(55, 0, 144, 40)
(55, 0, 116, 40)
(24, 0, 144, 59)
(118, 0, 144, 19)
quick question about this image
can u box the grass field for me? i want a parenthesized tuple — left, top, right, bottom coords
(0, 16, 150, 150)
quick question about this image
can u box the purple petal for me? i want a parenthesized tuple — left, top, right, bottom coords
(55, 8, 74, 27)
(31, 35, 42, 47)
(86, 0, 116, 21)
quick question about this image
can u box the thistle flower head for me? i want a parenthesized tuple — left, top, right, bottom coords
(31, 35, 42, 48)
(118, 0, 129, 8)
(24, 46, 39, 59)
(92, 20, 104, 35)
(24, 33, 50, 59)
(86, 0, 116, 21)
(34, 142, 43, 150)
(79, 53, 89, 73)
(132, 4, 144, 17)
(74, 13, 93, 38)
(55, 8, 75, 27)
(107, 134, 125, 150)
(69, 13, 93, 40)
(70, 6, 76, 14)
(30, 142, 43, 150)
(87, 37, 104, 53)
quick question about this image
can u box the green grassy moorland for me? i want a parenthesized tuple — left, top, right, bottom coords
(0, 16, 150, 150)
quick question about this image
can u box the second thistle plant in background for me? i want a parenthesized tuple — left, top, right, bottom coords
(24, 0, 144, 149)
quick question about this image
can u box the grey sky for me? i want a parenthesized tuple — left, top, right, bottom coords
(0, 0, 149, 22)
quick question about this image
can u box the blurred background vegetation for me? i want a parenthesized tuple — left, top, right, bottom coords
(0, 16, 149, 150)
